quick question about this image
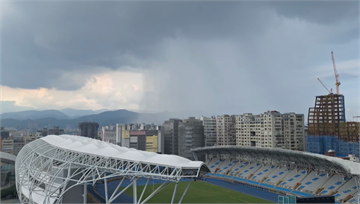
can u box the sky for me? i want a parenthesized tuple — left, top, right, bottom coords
(0, 1, 359, 120)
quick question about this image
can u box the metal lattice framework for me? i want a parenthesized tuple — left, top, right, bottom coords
(15, 135, 210, 204)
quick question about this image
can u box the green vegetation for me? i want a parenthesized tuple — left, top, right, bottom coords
(124, 181, 274, 203)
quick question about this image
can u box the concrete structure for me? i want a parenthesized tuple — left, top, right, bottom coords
(118, 127, 162, 153)
(199, 116, 217, 147)
(15, 135, 209, 204)
(115, 123, 122, 145)
(129, 130, 147, 150)
(308, 94, 346, 137)
(235, 111, 305, 151)
(0, 152, 16, 188)
(191, 146, 360, 204)
(1, 135, 37, 155)
(157, 126, 165, 153)
(163, 119, 181, 155)
(1, 129, 10, 139)
(39, 126, 64, 136)
(11, 129, 30, 138)
(78, 122, 99, 139)
(146, 134, 158, 152)
(101, 126, 117, 144)
(216, 115, 236, 146)
(124, 123, 157, 131)
(178, 117, 205, 160)
(307, 94, 360, 156)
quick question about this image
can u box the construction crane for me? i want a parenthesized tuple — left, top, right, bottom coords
(317, 78, 332, 94)
(331, 51, 340, 94)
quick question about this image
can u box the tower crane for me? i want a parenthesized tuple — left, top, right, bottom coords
(317, 78, 333, 94)
(331, 51, 340, 94)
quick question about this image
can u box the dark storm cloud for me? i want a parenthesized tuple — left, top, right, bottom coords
(270, 1, 359, 25)
(1, 1, 358, 92)
(2, 1, 278, 90)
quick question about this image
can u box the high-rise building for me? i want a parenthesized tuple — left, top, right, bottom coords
(1, 129, 10, 139)
(178, 117, 205, 160)
(216, 115, 236, 146)
(46, 126, 65, 136)
(199, 116, 217, 147)
(306, 94, 360, 156)
(101, 126, 116, 144)
(308, 94, 346, 136)
(163, 119, 181, 155)
(78, 122, 99, 139)
(157, 126, 165, 154)
(235, 111, 305, 150)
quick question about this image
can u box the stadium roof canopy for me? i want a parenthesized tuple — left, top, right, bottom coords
(191, 146, 360, 176)
(16, 135, 209, 204)
(0, 151, 16, 164)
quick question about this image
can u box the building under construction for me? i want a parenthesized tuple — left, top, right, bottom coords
(306, 93, 360, 157)
(306, 51, 359, 157)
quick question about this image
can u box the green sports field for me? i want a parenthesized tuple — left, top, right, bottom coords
(124, 181, 274, 203)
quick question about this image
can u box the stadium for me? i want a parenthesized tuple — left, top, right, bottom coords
(191, 146, 360, 204)
(15, 135, 209, 204)
(14, 135, 360, 204)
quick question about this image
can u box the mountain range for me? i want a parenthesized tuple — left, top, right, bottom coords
(0, 109, 172, 131)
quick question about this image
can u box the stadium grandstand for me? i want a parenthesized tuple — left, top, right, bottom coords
(1, 152, 16, 188)
(15, 135, 210, 204)
(191, 146, 360, 204)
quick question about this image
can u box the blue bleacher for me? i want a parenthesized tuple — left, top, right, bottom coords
(233, 177, 245, 182)
(291, 191, 313, 197)
(349, 198, 357, 203)
(274, 187, 291, 192)
(246, 180, 259, 185)
(259, 183, 274, 189)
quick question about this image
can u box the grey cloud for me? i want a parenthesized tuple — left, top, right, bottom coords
(2, 2, 277, 90)
(270, 1, 359, 25)
(0, 101, 34, 113)
(1, 1, 359, 118)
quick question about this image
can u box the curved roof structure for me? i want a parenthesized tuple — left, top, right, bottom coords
(0, 151, 16, 164)
(191, 146, 360, 176)
(16, 135, 209, 204)
(41, 135, 204, 168)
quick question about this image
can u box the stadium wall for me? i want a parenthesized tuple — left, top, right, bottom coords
(306, 135, 359, 157)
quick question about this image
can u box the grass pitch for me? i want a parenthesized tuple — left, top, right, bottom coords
(124, 181, 274, 203)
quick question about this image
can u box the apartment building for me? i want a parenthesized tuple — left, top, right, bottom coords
(198, 116, 217, 147)
(101, 126, 117, 144)
(163, 119, 181, 155)
(216, 115, 236, 146)
(78, 122, 99, 139)
(235, 111, 305, 151)
(1, 135, 38, 155)
(178, 117, 205, 160)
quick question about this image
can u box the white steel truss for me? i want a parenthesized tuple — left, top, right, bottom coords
(16, 136, 210, 204)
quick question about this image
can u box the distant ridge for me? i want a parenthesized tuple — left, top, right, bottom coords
(0, 109, 171, 130)
(0, 110, 69, 120)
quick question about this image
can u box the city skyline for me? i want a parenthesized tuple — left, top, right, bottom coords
(1, 1, 359, 120)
